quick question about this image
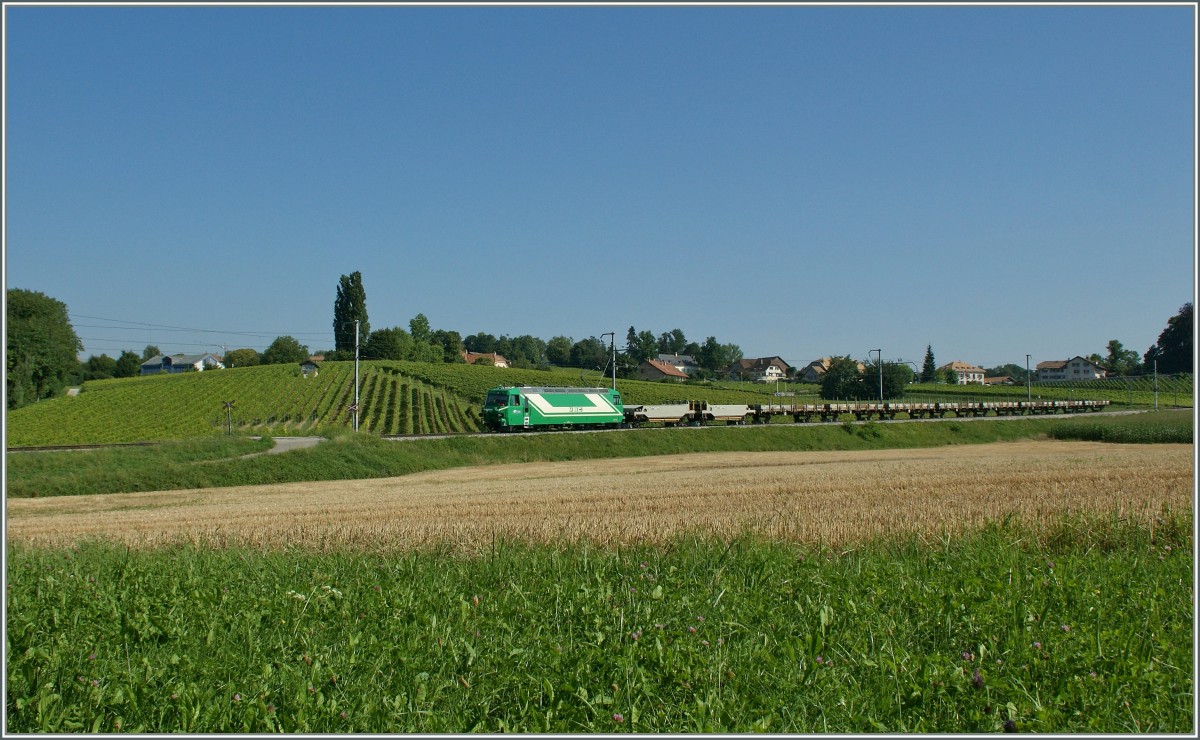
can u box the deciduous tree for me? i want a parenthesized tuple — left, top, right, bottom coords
(223, 348, 260, 368)
(546, 336, 573, 367)
(1143, 303, 1192, 374)
(115, 350, 143, 378)
(6, 289, 84, 408)
(1104, 339, 1141, 376)
(820, 356, 864, 400)
(261, 336, 309, 365)
(364, 328, 413, 361)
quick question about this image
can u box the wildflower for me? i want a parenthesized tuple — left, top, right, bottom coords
(267, 703, 275, 714)
(688, 626, 697, 634)
(1061, 624, 1070, 633)
(630, 630, 642, 641)
(695, 615, 705, 622)
(89, 653, 96, 661)
(972, 668, 984, 689)
(654, 623, 664, 630)
(91, 679, 100, 688)
(961, 651, 974, 661)
(234, 693, 241, 702)
(701, 640, 710, 647)
(1033, 641, 1041, 649)
(612, 713, 624, 723)
(170, 693, 178, 700)
(639, 562, 648, 570)
(339, 711, 348, 720)
(815, 655, 825, 665)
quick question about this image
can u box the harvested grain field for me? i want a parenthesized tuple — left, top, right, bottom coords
(6, 440, 1192, 551)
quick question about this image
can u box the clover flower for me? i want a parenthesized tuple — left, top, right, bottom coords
(612, 713, 624, 723)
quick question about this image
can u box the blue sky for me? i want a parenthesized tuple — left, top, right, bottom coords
(4, 3, 1195, 371)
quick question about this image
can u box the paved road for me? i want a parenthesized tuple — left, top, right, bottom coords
(241, 436, 325, 457)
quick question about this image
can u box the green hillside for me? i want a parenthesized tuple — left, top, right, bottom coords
(4, 361, 797, 446)
(10, 361, 1178, 447)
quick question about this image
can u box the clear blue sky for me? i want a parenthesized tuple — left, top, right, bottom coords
(4, 3, 1195, 370)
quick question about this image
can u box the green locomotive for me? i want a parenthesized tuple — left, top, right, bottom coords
(482, 386, 624, 431)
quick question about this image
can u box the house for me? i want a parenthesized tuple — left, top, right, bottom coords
(638, 359, 690, 382)
(984, 376, 1015, 386)
(656, 353, 699, 376)
(1035, 356, 1107, 382)
(726, 356, 792, 383)
(462, 351, 509, 368)
(938, 361, 986, 385)
(798, 357, 865, 383)
(140, 353, 224, 375)
(300, 360, 320, 378)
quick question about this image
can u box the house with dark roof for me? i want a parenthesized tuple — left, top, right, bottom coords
(140, 353, 224, 375)
(725, 356, 792, 383)
(1035, 356, 1107, 382)
(655, 354, 699, 376)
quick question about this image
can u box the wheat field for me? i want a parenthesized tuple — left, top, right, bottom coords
(6, 440, 1192, 551)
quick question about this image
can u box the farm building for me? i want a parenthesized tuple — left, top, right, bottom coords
(300, 360, 320, 378)
(638, 359, 690, 382)
(939, 361, 986, 385)
(140, 353, 224, 375)
(463, 351, 509, 368)
(1035, 356, 1107, 382)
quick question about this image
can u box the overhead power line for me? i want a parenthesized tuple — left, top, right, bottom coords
(69, 313, 336, 341)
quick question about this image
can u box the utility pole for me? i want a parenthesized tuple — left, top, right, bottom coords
(870, 349, 882, 403)
(600, 332, 616, 390)
(353, 319, 360, 431)
(1026, 354, 1032, 402)
(223, 400, 235, 435)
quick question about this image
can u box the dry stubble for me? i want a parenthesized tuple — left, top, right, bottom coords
(6, 440, 1193, 551)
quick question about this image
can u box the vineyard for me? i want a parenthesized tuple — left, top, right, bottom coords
(4, 362, 484, 446)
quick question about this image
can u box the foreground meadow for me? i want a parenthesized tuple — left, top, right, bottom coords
(5, 438, 1193, 733)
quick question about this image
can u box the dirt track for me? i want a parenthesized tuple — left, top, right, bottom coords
(6, 441, 1193, 551)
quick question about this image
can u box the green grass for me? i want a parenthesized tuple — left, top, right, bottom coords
(6, 516, 1192, 733)
(6, 412, 1191, 499)
(1046, 411, 1195, 444)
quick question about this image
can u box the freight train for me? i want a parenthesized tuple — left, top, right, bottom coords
(480, 385, 1109, 432)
